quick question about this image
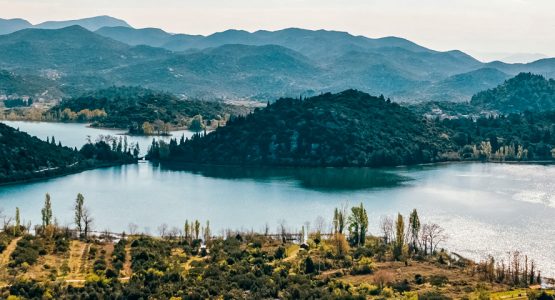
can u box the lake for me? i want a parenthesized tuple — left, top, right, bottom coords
(1, 120, 555, 276)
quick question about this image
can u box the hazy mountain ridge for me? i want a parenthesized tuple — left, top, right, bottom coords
(0, 16, 554, 101)
(0, 15, 130, 34)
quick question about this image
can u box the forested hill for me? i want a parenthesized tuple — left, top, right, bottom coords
(51, 86, 251, 134)
(0, 123, 136, 183)
(471, 73, 555, 113)
(148, 90, 456, 167)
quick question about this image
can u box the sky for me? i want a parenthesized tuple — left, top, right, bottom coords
(1, 0, 554, 62)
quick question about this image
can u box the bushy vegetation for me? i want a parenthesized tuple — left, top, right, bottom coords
(0, 123, 137, 184)
(9, 235, 46, 268)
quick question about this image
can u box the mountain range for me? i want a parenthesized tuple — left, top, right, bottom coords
(0, 16, 554, 101)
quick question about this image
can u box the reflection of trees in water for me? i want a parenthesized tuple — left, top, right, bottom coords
(159, 163, 411, 191)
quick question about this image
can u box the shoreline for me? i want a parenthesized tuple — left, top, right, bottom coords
(0, 119, 191, 136)
(0, 160, 137, 187)
(151, 158, 555, 171)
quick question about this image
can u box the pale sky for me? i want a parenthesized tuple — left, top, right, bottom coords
(1, 0, 554, 61)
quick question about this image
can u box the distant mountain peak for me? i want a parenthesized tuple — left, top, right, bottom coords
(35, 15, 131, 31)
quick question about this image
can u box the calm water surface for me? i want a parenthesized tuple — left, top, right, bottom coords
(1, 121, 554, 276)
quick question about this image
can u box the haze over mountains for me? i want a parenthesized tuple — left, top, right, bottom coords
(0, 15, 130, 34)
(0, 15, 554, 102)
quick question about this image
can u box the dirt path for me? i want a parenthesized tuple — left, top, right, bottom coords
(66, 241, 88, 280)
(183, 256, 205, 271)
(284, 244, 300, 262)
(121, 244, 132, 278)
(0, 237, 21, 267)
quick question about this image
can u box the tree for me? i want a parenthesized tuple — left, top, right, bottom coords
(14, 207, 21, 236)
(332, 205, 347, 234)
(304, 256, 315, 274)
(333, 208, 339, 234)
(380, 216, 394, 244)
(128, 223, 138, 235)
(348, 203, 368, 247)
(393, 213, 405, 260)
(142, 122, 154, 135)
(184, 220, 190, 241)
(75, 193, 85, 237)
(158, 223, 168, 238)
(194, 220, 201, 240)
(41, 193, 53, 227)
(421, 223, 447, 255)
(189, 115, 204, 132)
(408, 209, 421, 253)
(133, 143, 140, 158)
(204, 221, 211, 243)
(82, 207, 93, 240)
(331, 233, 350, 257)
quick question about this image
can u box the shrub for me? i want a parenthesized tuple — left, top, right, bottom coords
(350, 257, 375, 275)
(9, 236, 45, 268)
(429, 275, 449, 287)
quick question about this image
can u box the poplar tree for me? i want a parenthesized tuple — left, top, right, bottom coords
(75, 193, 84, 236)
(194, 220, 200, 240)
(41, 193, 53, 227)
(408, 209, 421, 252)
(184, 220, 190, 241)
(394, 213, 406, 260)
(14, 207, 21, 236)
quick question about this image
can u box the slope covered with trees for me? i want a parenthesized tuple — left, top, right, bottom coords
(148, 90, 456, 167)
(51, 86, 251, 134)
(0, 202, 548, 299)
(471, 73, 555, 113)
(0, 123, 137, 183)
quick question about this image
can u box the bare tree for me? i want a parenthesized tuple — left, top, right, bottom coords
(421, 223, 447, 254)
(168, 226, 180, 239)
(379, 216, 394, 244)
(157, 223, 169, 238)
(0, 208, 13, 231)
(128, 223, 139, 235)
(264, 223, 270, 237)
(82, 207, 93, 240)
(314, 216, 326, 235)
(278, 219, 287, 243)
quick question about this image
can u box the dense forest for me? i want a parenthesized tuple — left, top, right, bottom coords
(148, 90, 457, 167)
(48, 86, 251, 134)
(470, 73, 555, 113)
(441, 111, 555, 161)
(147, 88, 555, 167)
(0, 199, 552, 299)
(0, 123, 137, 184)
